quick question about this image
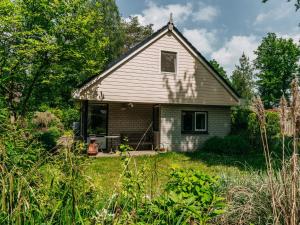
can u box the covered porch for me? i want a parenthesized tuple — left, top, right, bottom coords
(80, 101, 160, 151)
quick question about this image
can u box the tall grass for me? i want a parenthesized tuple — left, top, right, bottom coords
(0, 116, 96, 224)
(251, 78, 300, 225)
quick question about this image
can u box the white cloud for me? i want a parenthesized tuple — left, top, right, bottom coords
(254, 3, 293, 25)
(192, 5, 219, 22)
(211, 35, 260, 74)
(133, 1, 192, 30)
(183, 28, 217, 55)
(277, 31, 300, 44)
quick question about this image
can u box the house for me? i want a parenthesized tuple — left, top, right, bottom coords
(73, 16, 240, 152)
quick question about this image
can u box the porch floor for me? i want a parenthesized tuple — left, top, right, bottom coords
(92, 150, 158, 158)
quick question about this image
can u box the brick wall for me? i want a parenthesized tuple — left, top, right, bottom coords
(160, 105, 231, 152)
(108, 103, 153, 146)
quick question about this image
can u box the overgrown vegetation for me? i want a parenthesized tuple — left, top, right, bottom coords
(1, 0, 300, 224)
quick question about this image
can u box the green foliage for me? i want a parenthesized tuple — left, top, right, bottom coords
(0, 115, 97, 224)
(209, 59, 230, 83)
(38, 126, 62, 150)
(231, 53, 255, 104)
(61, 108, 80, 130)
(263, 0, 300, 11)
(121, 16, 154, 54)
(255, 33, 300, 108)
(247, 111, 280, 151)
(159, 169, 225, 224)
(248, 111, 280, 139)
(104, 159, 225, 224)
(202, 136, 224, 154)
(231, 107, 252, 134)
(119, 137, 134, 153)
(223, 135, 251, 154)
(0, 0, 122, 115)
(202, 135, 251, 155)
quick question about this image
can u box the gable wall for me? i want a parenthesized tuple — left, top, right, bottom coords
(80, 32, 238, 106)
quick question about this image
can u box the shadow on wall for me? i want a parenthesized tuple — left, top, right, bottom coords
(162, 61, 203, 152)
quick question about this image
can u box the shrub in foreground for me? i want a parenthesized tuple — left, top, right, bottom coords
(99, 165, 225, 224)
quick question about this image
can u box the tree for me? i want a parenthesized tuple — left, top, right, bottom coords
(263, 0, 300, 11)
(0, 0, 122, 117)
(231, 53, 255, 104)
(209, 59, 230, 83)
(254, 33, 300, 108)
(121, 16, 153, 53)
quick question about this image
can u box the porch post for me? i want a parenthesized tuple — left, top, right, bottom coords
(82, 100, 88, 141)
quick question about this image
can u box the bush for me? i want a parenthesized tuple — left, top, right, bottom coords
(148, 169, 225, 224)
(39, 126, 62, 150)
(248, 111, 280, 138)
(62, 108, 80, 130)
(202, 135, 251, 155)
(223, 135, 251, 154)
(248, 111, 280, 151)
(37, 106, 80, 130)
(231, 107, 252, 134)
(202, 136, 224, 154)
(104, 166, 225, 224)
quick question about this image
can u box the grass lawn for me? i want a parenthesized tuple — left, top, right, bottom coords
(83, 151, 267, 202)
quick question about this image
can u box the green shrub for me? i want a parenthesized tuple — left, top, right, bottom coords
(62, 108, 80, 130)
(39, 126, 62, 150)
(202, 136, 224, 153)
(265, 111, 280, 137)
(231, 107, 252, 134)
(248, 111, 280, 138)
(223, 135, 251, 154)
(248, 111, 280, 150)
(148, 169, 225, 224)
(36, 106, 80, 130)
(202, 135, 251, 155)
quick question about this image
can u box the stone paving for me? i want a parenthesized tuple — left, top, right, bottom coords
(92, 150, 158, 158)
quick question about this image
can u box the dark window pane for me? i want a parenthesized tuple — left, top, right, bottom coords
(87, 104, 107, 135)
(161, 51, 176, 73)
(182, 111, 194, 131)
(195, 113, 206, 131)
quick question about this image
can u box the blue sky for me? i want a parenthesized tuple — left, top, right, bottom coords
(116, 0, 300, 75)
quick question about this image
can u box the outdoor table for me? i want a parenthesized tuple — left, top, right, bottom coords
(105, 135, 120, 153)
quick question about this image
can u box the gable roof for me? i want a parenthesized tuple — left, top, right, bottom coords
(75, 22, 240, 101)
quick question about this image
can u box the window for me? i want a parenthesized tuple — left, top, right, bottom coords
(87, 104, 107, 135)
(161, 51, 176, 73)
(195, 112, 207, 131)
(182, 111, 207, 133)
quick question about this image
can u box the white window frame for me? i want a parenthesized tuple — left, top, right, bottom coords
(160, 50, 177, 74)
(195, 112, 207, 132)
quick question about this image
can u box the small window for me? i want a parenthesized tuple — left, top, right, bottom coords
(182, 111, 208, 133)
(195, 112, 207, 131)
(161, 51, 176, 73)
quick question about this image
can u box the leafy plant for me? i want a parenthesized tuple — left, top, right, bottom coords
(119, 137, 134, 153)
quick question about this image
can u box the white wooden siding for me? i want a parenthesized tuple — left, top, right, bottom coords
(80, 32, 238, 106)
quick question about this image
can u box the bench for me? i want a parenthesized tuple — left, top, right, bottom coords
(120, 132, 153, 150)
